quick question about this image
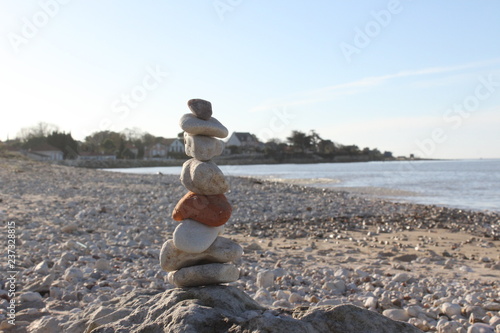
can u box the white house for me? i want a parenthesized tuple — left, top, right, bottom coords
(25, 143, 64, 161)
(225, 132, 261, 152)
(167, 138, 184, 154)
(144, 138, 184, 159)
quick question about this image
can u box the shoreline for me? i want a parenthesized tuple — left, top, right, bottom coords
(50, 154, 441, 169)
(1, 157, 499, 332)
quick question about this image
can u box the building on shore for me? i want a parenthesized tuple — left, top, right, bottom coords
(22, 143, 64, 161)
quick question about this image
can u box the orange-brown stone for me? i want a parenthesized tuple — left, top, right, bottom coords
(172, 191, 232, 227)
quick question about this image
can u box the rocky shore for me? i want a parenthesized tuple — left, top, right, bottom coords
(0, 157, 499, 332)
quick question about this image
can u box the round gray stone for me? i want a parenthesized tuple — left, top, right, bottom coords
(180, 114, 228, 138)
(188, 99, 212, 120)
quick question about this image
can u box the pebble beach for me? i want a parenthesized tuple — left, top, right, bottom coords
(1, 157, 499, 332)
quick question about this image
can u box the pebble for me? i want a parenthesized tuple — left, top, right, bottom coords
(179, 113, 228, 138)
(483, 302, 500, 311)
(392, 272, 412, 283)
(180, 159, 229, 195)
(187, 98, 212, 120)
(256, 270, 274, 288)
(172, 191, 232, 227)
(184, 132, 224, 161)
(20, 291, 43, 302)
(160, 237, 243, 272)
(27, 316, 61, 333)
(168, 263, 239, 287)
(61, 222, 78, 233)
(383, 309, 410, 322)
(94, 258, 112, 271)
(63, 267, 84, 282)
(468, 323, 495, 333)
(441, 302, 462, 317)
(173, 219, 224, 254)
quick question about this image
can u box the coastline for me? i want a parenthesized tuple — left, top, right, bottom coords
(49, 153, 434, 169)
(1, 158, 499, 332)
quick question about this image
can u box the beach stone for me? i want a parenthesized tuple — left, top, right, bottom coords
(168, 263, 240, 287)
(172, 191, 232, 227)
(179, 113, 228, 138)
(256, 270, 275, 288)
(439, 320, 462, 333)
(188, 98, 212, 120)
(383, 309, 410, 322)
(483, 302, 500, 311)
(61, 223, 78, 233)
(184, 132, 224, 161)
(392, 272, 412, 282)
(20, 292, 43, 302)
(94, 259, 112, 271)
(173, 219, 224, 253)
(160, 237, 243, 272)
(27, 316, 61, 333)
(393, 254, 418, 262)
(441, 302, 462, 317)
(181, 159, 229, 195)
(468, 323, 495, 333)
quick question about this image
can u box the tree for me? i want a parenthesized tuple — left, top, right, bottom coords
(286, 130, 312, 153)
(46, 131, 79, 159)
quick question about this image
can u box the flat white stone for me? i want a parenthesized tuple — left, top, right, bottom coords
(173, 219, 224, 253)
(179, 113, 228, 138)
(181, 159, 229, 195)
(160, 237, 242, 272)
(168, 263, 240, 287)
(184, 133, 224, 161)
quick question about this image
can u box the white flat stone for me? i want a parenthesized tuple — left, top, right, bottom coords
(173, 219, 224, 253)
(168, 263, 240, 287)
(179, 113, 228, 138)
(184, 133, 224, 161)
(160, 237, 243, 272)
(180, 159, 229, 195)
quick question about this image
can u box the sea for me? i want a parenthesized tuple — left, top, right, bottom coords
(105, 159, 500, 213)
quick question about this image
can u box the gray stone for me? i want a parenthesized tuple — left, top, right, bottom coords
(181, 158, 229, 195)
(168, 263, 239, 287)
(188, 98, 212, 120)
(393, 254, 418, 262)
(20, 291, 43, 302)
(89, 286, 423, 333)
(160, 236, 242, 272)
(180, 113, 228, 138)
(468, 323, 495, 333)
(184, 132, 224, 161)
(382, 309, 410, 322)
(256, 270, 274, 288)
(27, 316, 60, 333)
(173, 219, 224, 253)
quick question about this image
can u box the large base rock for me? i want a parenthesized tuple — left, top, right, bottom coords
(84, 286, 422, 333)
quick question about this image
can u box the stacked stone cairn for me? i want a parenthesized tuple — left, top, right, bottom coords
(159, 99, 243, 287)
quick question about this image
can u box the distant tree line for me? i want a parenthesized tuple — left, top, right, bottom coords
(4, 122, 393, 161)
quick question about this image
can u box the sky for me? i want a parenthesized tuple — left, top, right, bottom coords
(1, 1, 499, 159)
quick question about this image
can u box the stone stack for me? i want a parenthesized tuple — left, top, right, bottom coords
(159, 98, 242, 288)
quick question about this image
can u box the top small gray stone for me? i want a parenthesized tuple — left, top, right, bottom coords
(188, 99, 212, 120)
